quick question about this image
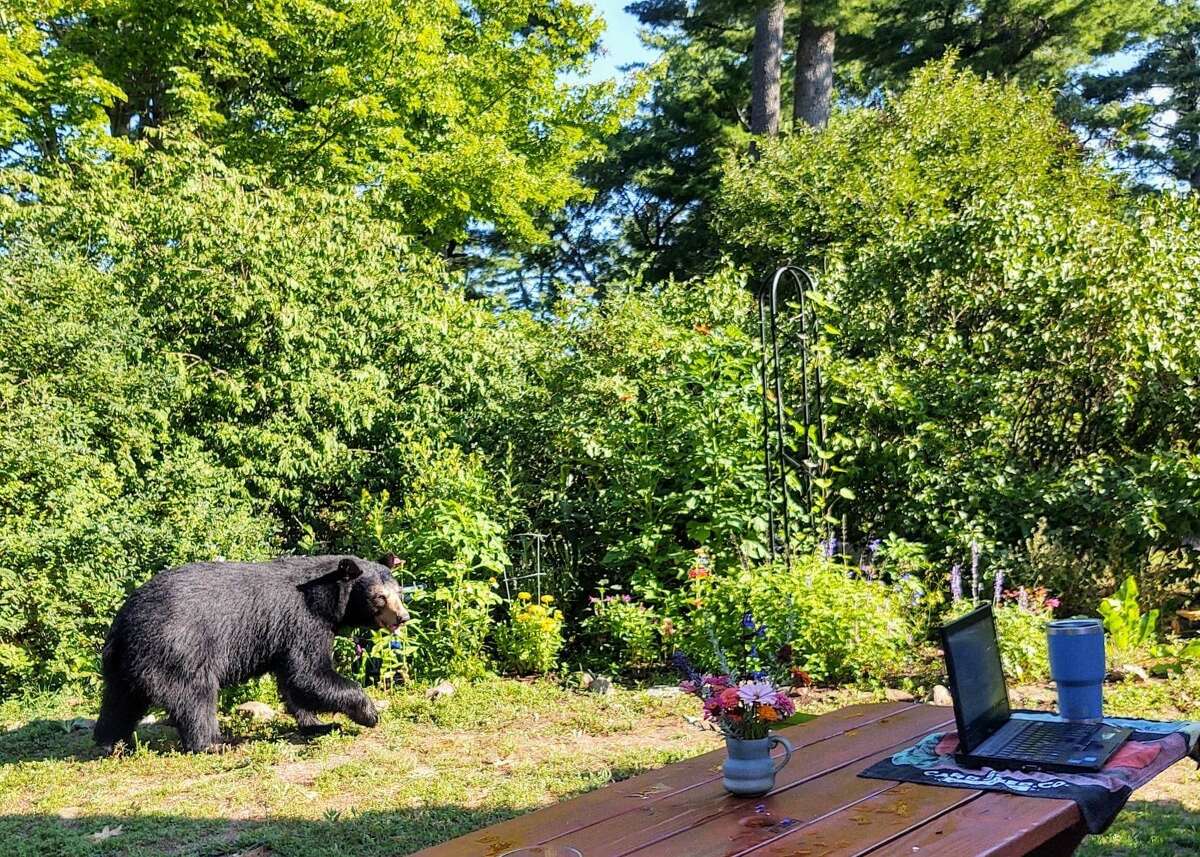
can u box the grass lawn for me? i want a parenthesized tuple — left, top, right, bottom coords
(0, 673, 1197, 856)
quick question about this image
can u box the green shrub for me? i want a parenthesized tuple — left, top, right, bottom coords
(518, 270, 770, 603)
(946, 592, 1053, 683)
(1100, 577, 1162, 664)
(339, 443, 509, 680)
(495, 593, 565, 676)
(673, 557, 916, 685)
(717, 59, 1200, 586)
(579, 591, 662, 675)
(0, 233, 275, 694)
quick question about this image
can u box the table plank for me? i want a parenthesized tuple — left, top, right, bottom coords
(739, 783, 982, 857)
(536, 705, 956, 857)
(411, 702, 921, 857)
(857, 792, 1083, 857)
(564, 708, 955, 857)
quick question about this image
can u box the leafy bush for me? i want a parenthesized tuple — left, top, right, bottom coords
(340, 444, 509, 681)
(673, 557, 916, 685)
(579, 591, 662, 675)
(495, 594, 565, 676)
(717, 59, 1200, 589)
(519, 270, 770, 602)
(0, 142, 536, 691)
(0, 221, 276, 694)
(1100, 577, 1162, 663)
(946, 590, 1054, 683)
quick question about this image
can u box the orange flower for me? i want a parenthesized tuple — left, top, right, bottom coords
(693, 323, 712, 335)
(687, 566, 710, 579)
(758, 704, 780, 722)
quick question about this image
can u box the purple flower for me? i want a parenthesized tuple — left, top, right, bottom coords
(621, 594, 632, 603)
(672, 651, 701, 685)
(820, 536, 839, 558)
(950, 563, 963, 602)
(742, 612, 757, 630)
(867, 538, 883, 556)
(970, 541, 980, 602)
(993, 568, 1005, 605)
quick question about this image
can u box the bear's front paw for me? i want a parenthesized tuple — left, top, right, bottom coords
(349, 698, 379, 728)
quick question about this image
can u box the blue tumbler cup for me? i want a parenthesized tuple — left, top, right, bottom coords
(1047, 618, 1106, 721)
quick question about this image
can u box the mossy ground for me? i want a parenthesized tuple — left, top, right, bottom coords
(0, 673, 1196, 856)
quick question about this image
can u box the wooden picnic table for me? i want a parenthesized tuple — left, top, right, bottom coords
(411, 702, 1088, 857)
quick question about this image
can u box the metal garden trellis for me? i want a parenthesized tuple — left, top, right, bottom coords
(758, 265, 826, 570)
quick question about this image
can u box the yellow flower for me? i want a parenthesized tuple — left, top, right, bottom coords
(540, 594, 554, 604)
(518, 591, 532, 601)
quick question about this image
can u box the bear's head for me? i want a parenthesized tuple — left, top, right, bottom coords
(337, 557, 411, 632)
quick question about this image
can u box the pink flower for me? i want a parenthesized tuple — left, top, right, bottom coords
(772, 692, 795, 718)
(718, 687, 742, 709)
(703, 697, 724, 719)
(703, 674, 731, 689)
(1045, 597, 1061, 609)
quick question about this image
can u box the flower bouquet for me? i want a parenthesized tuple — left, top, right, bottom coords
(674, 652, 797, 796)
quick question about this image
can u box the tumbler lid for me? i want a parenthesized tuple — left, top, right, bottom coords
(1047, 618, 1103, 636)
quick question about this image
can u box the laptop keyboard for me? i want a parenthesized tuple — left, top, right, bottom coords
(1001, 722, 1099, 758)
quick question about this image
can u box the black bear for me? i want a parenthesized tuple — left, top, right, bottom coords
(94, 555, 409, 753)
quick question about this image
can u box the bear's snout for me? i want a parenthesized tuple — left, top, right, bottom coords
(372, 585, 410, 632)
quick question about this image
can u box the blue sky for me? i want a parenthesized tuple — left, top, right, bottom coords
(587, 0, 658, 81)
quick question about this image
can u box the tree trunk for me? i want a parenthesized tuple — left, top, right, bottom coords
(794, 22, 835, 129)
(751, 0, 786, 140)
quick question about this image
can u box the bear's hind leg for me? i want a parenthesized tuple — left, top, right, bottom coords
(94, 681, 150, 753)
(165, 682, 224, 753)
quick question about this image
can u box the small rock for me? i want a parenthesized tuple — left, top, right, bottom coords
(931, 685, 953, 706)
(884, 688, 915, 703)
(426, 680, 456, 701)
(373, 697, 390, 711)
(88, 825, 123, 843)
(66, 717, 96, 732)
(645, 685, 682, 698)
(1111, 664, 1150, 683)
(577, 671, 595, 690)
(589, 676, 613, 695)
(138, 714, 159, 726)
(234, 701, 276, 720)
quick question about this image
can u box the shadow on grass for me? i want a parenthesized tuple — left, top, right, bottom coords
(0, 717, 335, 764)
(0, 806, 521, 857)
(1081, 797, 1200, 856)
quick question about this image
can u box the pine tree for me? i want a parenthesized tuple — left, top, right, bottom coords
(1073, 2, 1200, 189)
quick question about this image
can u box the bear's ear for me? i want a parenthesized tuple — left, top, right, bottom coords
(382, 553, 405, 571)
(337, 558, 363, 581)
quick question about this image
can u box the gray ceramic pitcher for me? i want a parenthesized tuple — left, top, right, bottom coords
(723, 733, 795, 797)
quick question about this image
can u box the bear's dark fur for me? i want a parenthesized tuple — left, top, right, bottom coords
(94, 555, 409, 753)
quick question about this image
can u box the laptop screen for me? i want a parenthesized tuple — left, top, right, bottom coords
(941, 605, 1011, 752)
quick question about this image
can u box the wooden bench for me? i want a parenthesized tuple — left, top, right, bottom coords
(412, 702, 1087, 857)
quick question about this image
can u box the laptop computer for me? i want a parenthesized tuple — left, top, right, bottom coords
(939, 604, 1130, 773)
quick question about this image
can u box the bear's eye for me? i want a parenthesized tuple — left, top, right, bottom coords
(372, 594, 387, 609)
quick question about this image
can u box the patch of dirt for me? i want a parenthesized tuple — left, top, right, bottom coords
(274, 754, 351, 786)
